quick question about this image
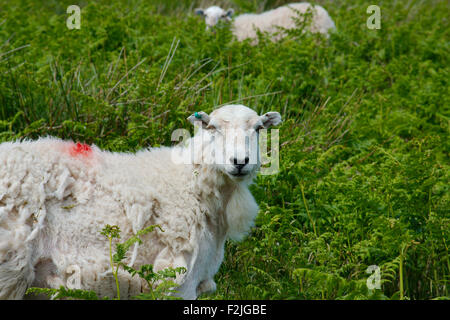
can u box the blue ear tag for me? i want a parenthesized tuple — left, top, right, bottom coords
(194, 112, 202, 119)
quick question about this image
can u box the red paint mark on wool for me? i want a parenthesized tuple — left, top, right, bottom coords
(69, 142, 92, 157)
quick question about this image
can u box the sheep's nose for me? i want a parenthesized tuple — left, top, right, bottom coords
(232, 156, 249, 170)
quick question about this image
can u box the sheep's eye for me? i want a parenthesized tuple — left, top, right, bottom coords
(206, 124, 216, 130)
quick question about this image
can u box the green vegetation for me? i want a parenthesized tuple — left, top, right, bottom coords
(27, 224, 186, 300)
(1, 0, 448, 299)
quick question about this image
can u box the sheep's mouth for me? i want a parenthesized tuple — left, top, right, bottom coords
(230, 172, 248, 177)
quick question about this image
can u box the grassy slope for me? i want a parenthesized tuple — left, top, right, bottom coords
(0, 0, 448, 299)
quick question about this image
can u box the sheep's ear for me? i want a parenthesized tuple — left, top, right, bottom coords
(260, 112, 282, 128)
(226, 8, 234, 17)
(195, 8, 205, 16)
(188, 111, 210, 128)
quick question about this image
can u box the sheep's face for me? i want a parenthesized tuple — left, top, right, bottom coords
(188, 105, 281, 181)
(195, 6, 234, 30)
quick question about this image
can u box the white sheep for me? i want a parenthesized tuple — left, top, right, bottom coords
(0, 104, 282, 300)
(195, 2, 336, 42)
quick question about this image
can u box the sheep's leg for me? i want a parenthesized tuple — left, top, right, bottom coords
(0, 205, 36, 299)
(152, 247, 194, 298)
(153, 246, 188, 275)
(196, 278, 216, 296)
(0, 248, 35, 299)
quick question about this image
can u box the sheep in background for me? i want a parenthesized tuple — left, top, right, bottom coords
(195, 2, 336, 42)
(195, 5, 235, 30)
(0, 104, 282, 300)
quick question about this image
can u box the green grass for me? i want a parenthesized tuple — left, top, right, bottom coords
(0, 0, 449, 300)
